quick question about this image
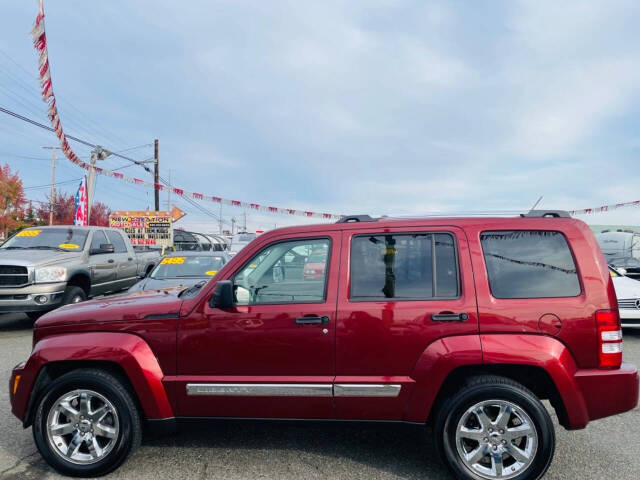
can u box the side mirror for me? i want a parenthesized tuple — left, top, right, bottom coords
(90, 243, 115, 255)
(209, 280, 234, 309)
(138, 272, 147, 279)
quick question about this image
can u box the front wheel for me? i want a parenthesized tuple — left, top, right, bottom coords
(33, 369, 141, 477)
(434, 375, 555, 480)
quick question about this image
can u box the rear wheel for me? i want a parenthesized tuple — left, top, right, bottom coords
(33, 369, 141, 477)
(434, 375, 555, 480)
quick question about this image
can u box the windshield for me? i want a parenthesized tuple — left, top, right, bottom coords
(150, 256, 226, 279)
(1, 228, 89, 251)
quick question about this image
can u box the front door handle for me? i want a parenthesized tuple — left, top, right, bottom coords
(295, 316, 330, 325)
(108, 259, 115, 264)
(431, 312, 469, 322)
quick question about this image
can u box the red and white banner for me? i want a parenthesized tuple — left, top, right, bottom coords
(73, 176, 88, 226)
(570, 200, 640, 216)
(31, 0, 341, 221)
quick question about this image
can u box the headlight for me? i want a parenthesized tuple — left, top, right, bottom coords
(35, 266, 67, 283)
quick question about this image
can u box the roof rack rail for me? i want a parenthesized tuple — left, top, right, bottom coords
(520, 210, 571, 218)
(336, 215, 377, 223)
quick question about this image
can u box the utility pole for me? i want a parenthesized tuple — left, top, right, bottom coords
(154, 139, 159, 211)
(167, 169, 172, 210)
(42, 146, 57, 225)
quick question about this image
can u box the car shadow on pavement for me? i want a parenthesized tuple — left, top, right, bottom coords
(0, 314, 33, 332)
(140, 420, 449, 479)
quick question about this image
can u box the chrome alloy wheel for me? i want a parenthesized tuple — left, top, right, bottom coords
(46, 390, 120, 465)
(455, 400, 538, 479)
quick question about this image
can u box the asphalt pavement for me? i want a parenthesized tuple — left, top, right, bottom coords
(0, 313, 639, 480)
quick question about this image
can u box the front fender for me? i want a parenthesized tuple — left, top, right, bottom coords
(15, 332, 173, 424)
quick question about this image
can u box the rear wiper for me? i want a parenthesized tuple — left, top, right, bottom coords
(178, 280, 208, 297)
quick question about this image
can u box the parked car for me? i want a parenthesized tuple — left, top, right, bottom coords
(0, 226, 160, 319)
(596, 230, 640, 278)
(128, 251, 231, 293)
(228, 232, 257, 257)
(9, 211, 639, 478)
(303, 248, 328, 280)
(609, 266, 640, 327)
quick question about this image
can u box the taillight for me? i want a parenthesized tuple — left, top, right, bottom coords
(596, 310, 622, 369)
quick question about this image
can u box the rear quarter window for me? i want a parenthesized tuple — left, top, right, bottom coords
(480, 230, 581, 299)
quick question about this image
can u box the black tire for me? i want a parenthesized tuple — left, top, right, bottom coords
(61, 286, 87, 306)
(434, 375, 555, 480)
(33, 369, 142, 477)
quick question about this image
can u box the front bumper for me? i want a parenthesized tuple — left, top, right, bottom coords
(9, 362, 26, 421)
(619, 308, 640, 326)
(574, 362, 639, 424)
(0, 282, 66, 313)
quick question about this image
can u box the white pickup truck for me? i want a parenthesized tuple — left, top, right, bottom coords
(0, 225, 160, 319)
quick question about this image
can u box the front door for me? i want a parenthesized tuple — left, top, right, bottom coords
(106, 230, 137, 290)
(334, 226, 479, 420)
(88, 230, 117, 296)
(176, 233, 340, 419)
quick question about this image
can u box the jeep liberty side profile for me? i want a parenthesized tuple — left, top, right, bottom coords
(9, 211, 639, 479)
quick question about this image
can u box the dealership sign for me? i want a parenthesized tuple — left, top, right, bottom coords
(109, 207, 185, 247)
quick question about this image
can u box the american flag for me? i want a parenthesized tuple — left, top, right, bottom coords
(73, 176, 88, 226)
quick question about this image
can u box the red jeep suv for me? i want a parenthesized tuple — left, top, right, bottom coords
(9, 211, 639, 479)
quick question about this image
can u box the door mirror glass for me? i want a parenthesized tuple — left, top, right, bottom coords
(210, 280, 234, 309)
(234, 285, 251, 305)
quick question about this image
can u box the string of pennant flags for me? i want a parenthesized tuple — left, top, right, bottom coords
(30, 0, 640, 221)
(30, 0, 342, 221)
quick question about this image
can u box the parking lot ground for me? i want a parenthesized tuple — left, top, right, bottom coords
(1, 313, 639, 480)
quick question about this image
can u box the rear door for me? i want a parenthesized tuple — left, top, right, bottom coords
(106, 230, 138, 289)
(334, 226, 478, 420)
(88, 230, 117, 295)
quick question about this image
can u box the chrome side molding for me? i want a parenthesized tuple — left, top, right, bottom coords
(186, 383, 402, 398)
(333, 384, 401, 397)
(186, 383, 333, 397)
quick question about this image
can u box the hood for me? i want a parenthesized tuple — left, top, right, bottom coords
(611, 275, 640, 299)
(0, 249, 83, 267)
(35, 287, 184, 328)
(128, 276, 208, 293)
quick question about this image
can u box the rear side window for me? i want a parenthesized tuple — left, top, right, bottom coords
(350, 233, 459, 300)
(106, 231, 127, 253)
(480, 231, 581, 299)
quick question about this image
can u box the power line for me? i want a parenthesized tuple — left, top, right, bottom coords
(0, 106, 155, 174)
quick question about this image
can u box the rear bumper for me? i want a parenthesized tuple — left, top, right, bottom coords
(574, 362, 638, 425)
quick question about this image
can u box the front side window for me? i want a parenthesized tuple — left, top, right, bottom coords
(233, 238, 330, 305)
(480, 230, 581, 299)
(90, 231, 108, 252)
(350, 233, 459, 300)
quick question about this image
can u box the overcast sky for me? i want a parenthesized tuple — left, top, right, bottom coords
(1, 0, 640, 232)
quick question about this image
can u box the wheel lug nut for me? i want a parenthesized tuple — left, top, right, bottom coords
(492, 445, 497, 451)
(483, 437, 488, 443)
(502, 440, 507, 444)
(499, 429, 504, 434)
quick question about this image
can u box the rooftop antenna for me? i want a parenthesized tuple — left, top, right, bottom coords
(530, 195, 543, 211)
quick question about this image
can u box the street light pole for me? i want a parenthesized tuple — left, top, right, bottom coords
(154, 139, 159, 211)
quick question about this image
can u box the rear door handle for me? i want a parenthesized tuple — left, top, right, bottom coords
(431, 312, 469, 322)
(295, 316, 330, 325)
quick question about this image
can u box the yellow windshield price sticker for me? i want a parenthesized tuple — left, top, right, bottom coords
(59, 243, 79, 250)
(161, 257, 185, 265)
(17, 230, 41, 237)
(205, 270, 218, 276)
(249, 264, 258, 268)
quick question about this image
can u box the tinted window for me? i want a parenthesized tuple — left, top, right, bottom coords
(106, 230, 127, 253)
(350, 233, 459, 300)
(480, 231, 580, 298)
(233, 238, 330, 305)
(90, 231, 108, 252)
